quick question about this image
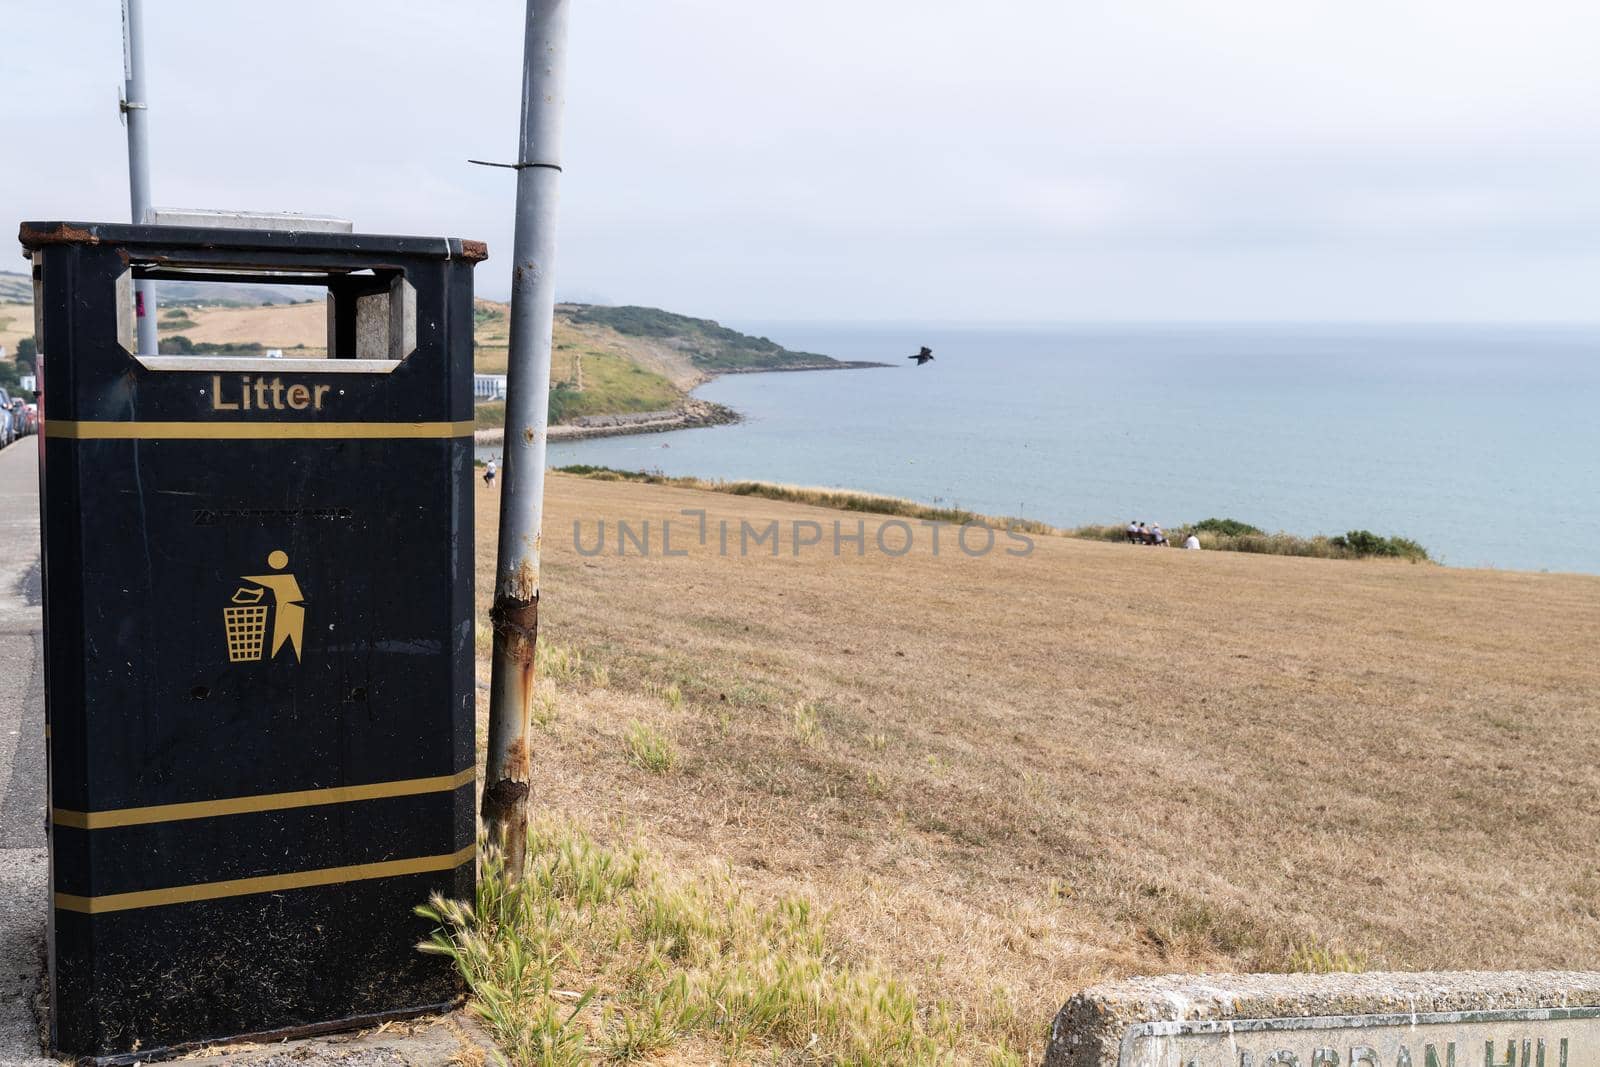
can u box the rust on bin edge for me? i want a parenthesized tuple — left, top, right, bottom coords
(19, 222, 101, 249)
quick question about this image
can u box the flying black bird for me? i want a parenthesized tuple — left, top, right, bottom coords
(908, 346, 935, 366)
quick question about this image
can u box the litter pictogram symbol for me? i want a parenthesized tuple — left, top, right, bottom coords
(224, 549, 306, 664)
(224, 587, 269, 662)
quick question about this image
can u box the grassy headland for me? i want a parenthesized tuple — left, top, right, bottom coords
(563, 304, 844, 373)
(461, 472, 1600, 1062)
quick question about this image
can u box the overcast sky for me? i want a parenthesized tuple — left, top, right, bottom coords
(6, 2, 1600, 323)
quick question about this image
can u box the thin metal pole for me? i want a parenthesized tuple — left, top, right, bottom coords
(482, 0, 570, 873)
(121, 0, 157, 355)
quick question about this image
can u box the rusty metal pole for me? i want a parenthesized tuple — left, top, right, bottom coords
(482, 0, 571, 873)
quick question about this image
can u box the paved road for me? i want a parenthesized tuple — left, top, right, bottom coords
(0, 439, 48, 1067)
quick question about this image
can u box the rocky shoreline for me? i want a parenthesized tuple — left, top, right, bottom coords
(475, 398, 739, 447)
(713, 359, 893, 375)
(474, 360, 891, 448)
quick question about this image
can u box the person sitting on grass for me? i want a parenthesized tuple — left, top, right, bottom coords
(1184, 531, 1201, 550)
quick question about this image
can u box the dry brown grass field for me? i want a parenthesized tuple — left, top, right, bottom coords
(470, 473, 1600, 1058)
(0, 301, 33, 357)
(155, 299, 327, 350)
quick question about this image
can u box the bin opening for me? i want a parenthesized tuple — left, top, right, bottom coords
(117, 263, 417, 368)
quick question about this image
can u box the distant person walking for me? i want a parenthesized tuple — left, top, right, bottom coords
(482, 458, 497, 488)
(1184, 532, 1201, 550)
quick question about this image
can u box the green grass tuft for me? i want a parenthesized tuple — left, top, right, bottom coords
(790, 700, 822, 745)
(1287, 939, 1369, 973)
(623, 721, 676, 773)
(417, 824, 991, 1065)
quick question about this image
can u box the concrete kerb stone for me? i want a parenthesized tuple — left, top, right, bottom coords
(171, 1011, 497, 1066)
(1047, 972, 1600, 1067)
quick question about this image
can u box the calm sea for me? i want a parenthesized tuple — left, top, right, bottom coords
(513, 324, 1600, 574)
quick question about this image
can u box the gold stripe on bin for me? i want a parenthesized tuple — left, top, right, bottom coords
(54, 844, 476, 915)
(43, 419, 475, 440)
(52, 767, 476, 830)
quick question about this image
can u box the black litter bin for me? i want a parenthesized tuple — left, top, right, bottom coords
(20, 220, 484, 1062)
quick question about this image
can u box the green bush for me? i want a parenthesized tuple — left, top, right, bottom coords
(547, 384, 582, 424)
(1387, 536, 1430, 560)
(1330, 530, 1430, 561)
(1193, 517, 1264, 537)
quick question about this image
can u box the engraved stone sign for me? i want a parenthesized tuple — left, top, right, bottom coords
(1047, 974, 1600, 1067)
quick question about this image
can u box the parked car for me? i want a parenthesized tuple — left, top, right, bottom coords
(0, 389, 14, 447)
(21, 403, 37, 436)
